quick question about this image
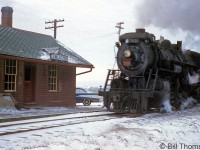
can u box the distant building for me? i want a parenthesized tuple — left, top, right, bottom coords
(0, 6, 94, 109)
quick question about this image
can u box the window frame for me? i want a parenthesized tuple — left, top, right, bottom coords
(4, 59, 17, 92)
(48, 65, 58, 92)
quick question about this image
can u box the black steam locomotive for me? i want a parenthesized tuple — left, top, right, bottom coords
(101, 29, 200, 113)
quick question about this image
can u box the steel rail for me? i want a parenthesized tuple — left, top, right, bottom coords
(0, 113, 127, 136)
(0, 113, 116, 128)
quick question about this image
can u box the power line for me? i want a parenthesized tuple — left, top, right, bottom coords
(45, 19, 64, 39)
(67, 32, 116, 44)
(115, 21, 124, 38)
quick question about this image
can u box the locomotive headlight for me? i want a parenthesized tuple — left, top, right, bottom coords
(124, 50, 132, 58)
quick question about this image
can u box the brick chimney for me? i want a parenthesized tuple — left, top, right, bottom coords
(1, 6, 13, 28)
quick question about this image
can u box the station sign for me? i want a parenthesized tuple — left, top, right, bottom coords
(50, 53, 68, 62)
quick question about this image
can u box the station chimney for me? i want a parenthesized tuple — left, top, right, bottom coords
(1, 6, 13, 28)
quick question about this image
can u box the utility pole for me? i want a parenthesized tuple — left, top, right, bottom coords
(115, 22, 124, 38)
(45, 19, 64, 39)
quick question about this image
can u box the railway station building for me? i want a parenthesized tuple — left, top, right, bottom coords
(0, 6, 94, 109)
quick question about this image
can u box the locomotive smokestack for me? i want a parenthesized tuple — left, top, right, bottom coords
(1, 6, 13, 28)
(136, 28, 145, 33)
(177, 41, 182, 51)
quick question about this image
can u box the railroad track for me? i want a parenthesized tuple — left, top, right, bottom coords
(0, 112, 126, 136)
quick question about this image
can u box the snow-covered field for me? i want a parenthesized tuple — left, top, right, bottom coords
(0, 104, 200, 150)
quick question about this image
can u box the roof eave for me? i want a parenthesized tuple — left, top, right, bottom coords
(0, 54, 94, 68)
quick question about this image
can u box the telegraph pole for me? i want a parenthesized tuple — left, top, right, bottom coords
(115, 22, 124, 38)
(45, 19, 64, 39)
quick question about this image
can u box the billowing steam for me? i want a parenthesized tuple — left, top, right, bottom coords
(160, 100, 172, 113)
(160, 81, 172, 113)
(180, 73, 198, 110)
(183, 34, 200, 50)
(188, 72, 199, 85)
(160, 79, 198, 112)
(135, 0, 200, 50)
(180, 97, 197, 110)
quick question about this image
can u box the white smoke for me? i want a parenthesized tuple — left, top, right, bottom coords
(188, 73, 199, 85)
(180, 97, 197, 110)
(135, 0, 200, 50)
(160, 81, 172, 113)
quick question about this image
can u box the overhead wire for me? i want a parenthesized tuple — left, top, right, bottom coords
(67, 32, 116, 44)
(112, 45, 117, 69)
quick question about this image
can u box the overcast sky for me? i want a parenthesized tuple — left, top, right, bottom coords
(1, 0, 199, 88)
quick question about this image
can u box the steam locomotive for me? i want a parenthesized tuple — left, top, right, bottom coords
(101, 29, 200, 113)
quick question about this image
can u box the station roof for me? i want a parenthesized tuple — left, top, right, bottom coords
(0, 25, 93, 67)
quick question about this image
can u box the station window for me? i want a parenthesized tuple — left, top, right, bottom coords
(48, 65, 58, 91)
(4, 59, 17, 91)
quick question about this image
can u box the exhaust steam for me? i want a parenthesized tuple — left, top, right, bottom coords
(188, 72, 199, 85)
(180, 97, 197, 110)
(160, 81, 172, 113)
(135, 0, 200, 50)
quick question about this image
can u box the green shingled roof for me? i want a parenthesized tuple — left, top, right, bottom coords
(0, 25, 93, 66)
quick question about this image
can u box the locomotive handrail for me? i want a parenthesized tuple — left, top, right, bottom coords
(146, 69, 152, 89)
(152, 69, 159, 90)
(110, 88, 150, 91)
(159, 68, 180, 74)
(160, 58, 197, 67)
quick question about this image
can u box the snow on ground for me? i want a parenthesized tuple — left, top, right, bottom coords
(0, 102, 106, 119)
(0, 104, 200, 150)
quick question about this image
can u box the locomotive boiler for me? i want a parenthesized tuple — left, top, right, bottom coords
(102, 28, 200, 113)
